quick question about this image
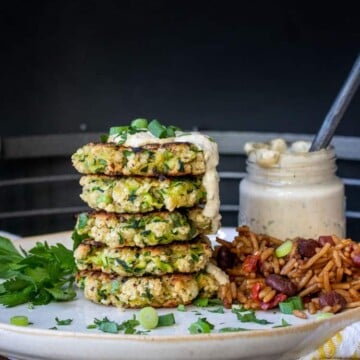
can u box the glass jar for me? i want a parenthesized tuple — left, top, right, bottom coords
(239, 147, 345, 240)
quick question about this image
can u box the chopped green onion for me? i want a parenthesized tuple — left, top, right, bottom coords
(208, 306, 224, 314)
(109, 126, 129, 135)
(193, 297, 208, 307)
(138, 307, 159, 330)
(148, 119, 167, 138)
(177, 304, 186, 312)
(157, 313, 176, 327)
(279, 296, 304, 314)
(275, 239, 293, 258)
(188, 318, 214, 334)
(10, 315, 29, 326)
(316, 312, 334, 320)
(279, 301, 294, 314)
(287, 296, 304, 310)
(131, 118, 148, 129)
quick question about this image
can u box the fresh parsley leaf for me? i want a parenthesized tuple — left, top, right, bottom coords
(55, 317, 73, 326)
(0, 237, 77, 307)
(117, 315, 140, 334)
(94, 317, 118, 334)
(71, 230, 88, 250)
(90, 315, 143, 335)
(188, 318, 214, 334)
(231, 308, 272, 325)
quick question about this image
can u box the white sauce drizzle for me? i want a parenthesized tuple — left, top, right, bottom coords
(108, 131, 221, 233)
(205, 262, 229, 285)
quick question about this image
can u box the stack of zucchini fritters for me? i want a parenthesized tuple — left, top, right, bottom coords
(71, 124, 226, 308)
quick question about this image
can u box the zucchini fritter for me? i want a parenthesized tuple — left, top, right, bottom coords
(79, 175, 206, 213)
(75, 270, 219, 308)
(74, 236, 212, 277)
(72, 142, 205, 176)
(73, 208, 212, 248)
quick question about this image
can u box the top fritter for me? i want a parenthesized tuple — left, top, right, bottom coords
(71, 142, 206, 176)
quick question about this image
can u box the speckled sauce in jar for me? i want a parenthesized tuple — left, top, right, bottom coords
(239, 139, 346, 240)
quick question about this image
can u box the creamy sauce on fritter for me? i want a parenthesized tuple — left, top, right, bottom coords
(108, 131, 221, 233)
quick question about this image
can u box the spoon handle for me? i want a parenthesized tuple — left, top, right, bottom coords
(310, 54, 360, 151)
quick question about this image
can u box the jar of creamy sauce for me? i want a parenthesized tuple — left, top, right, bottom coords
(239, 138, 345, 240)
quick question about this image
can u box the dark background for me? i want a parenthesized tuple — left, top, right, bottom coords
(1, 0, 359, 136)
(0, 1, 359, 237)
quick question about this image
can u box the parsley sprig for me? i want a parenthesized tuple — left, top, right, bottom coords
(0, 236, 77, 307)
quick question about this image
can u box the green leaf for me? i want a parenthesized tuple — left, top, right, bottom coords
(95, 318, 119, 333)
(219, 327, 249, 332)
(0, 236, 22, 260)
(0, 285, 34, 307)
(45, 285, 76, 301)
(2, 278, 30, 292)
(55, 317, 73, 326)
(231, 308, 272, 325)
(0, 236, 77, 307)
(49, 243, 76, 272)
(24, 267, 50, 285)
(32, 288, 52, 306)
(100, 134, 108, 143)
(71, 230, 88, 250)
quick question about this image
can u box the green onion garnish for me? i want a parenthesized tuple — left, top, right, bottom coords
(109, 126, 129, 135)
(138, 306, 159, 330)
(193, 297, 209, 307)
(275, 239, 293, 258)
(279, 296, 304, 314)
(148, 119, 167, 138)
(157, 313, 176, 327)
(188, 318, 214, 334)
(131, 118, 148, 129)
(10, 315, 29, 327)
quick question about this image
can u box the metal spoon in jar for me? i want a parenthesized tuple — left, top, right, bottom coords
(310, 54, 360, 152)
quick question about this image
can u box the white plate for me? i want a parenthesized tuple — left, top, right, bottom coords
(0, 229, 359, 360)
